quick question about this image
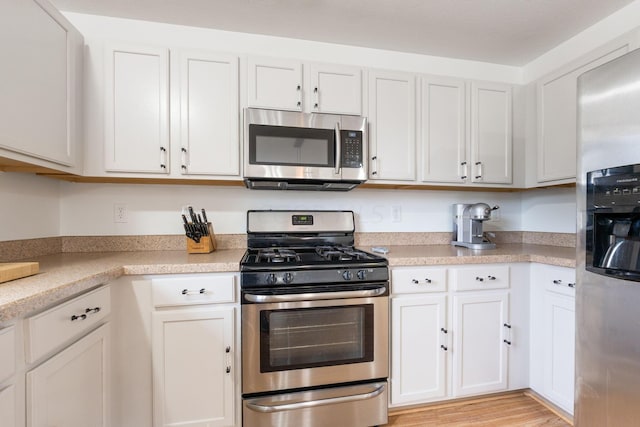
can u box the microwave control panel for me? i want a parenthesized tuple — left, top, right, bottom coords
(341, 130, 363, 168)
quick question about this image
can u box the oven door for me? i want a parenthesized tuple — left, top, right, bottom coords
(241, 286, 389, 395)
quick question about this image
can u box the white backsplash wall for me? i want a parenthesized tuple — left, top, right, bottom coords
(58, 182, 523, 236)
(0, 173, 61, 241)
(520, 186, 577, 233)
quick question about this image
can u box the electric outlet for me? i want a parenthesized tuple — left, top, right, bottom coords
(392, 205, 402, 223)
(114, 203, 128, 223)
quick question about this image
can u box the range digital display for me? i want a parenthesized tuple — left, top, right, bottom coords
(292, 215, 314, 226)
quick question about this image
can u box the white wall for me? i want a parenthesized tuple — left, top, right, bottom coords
(0, 172, 61, 241)
(520, 187, 577, 233)
(58, 183, 523, 236)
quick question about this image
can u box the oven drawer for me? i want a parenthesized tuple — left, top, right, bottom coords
(151, 274, 236, 307)
(243, 381, 388, 427)
(392, 267, 447, 294)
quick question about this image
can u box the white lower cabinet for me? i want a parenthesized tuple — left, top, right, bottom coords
(530, 264, 576, 414)
(452, 292, 509, 397)
(390, 264, 527, 408)
(0, 385, 16, 427)
(27, 323, 110, 427)
(150, 273, 238, 427)
(152, 307, 235, 427)
(391, 294, 448, 404)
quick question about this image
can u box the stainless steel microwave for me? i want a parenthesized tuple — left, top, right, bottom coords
(243, 108, 368, 191)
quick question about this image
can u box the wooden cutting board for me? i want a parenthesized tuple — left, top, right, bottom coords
(0, 262, 39, 284)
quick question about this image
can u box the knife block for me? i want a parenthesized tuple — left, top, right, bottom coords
(186, 223, 217, 254)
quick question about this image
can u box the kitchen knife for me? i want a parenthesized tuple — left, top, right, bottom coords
(188, 206, 197, 223)
(201, 209, 208, 223)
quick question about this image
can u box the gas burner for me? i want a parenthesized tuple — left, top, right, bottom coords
(315, 246, 363, 261)
(257, 249, 300, 264)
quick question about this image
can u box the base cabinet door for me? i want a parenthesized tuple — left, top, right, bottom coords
(153, 307, 235, 427)
(452, 292, 509, 397)
(391, 294, 447, 405)
(26, 324, 110, 427)
(543, 291, 575, 412)
(0, 385, 16, 427)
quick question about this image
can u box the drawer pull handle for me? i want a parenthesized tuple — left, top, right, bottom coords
(71, 314, 87, 321)
(226, 346, 231, 353)
(85, 307, 101, 315)
(503, 339, 512, 346)
(475, 276, 484, 282)
(487, 276, 496, 280)
(553, 279, 562, 284)
(226, 366, 231, 374)
(441, 328, 447, 334)
(568, 283, 575, 288)
(440, 345, 448, 351)
(425, 278, 432, 283)
(182, 288, 207, 295)
(412, 278, 432, 285)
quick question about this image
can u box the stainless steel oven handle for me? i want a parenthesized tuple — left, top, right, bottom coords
(245, 382, 386, 413)
(244, 286, 387, 303)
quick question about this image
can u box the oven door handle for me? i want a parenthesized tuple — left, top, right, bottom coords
(244, 286, 387, 303)
(245, 382, 386, 413)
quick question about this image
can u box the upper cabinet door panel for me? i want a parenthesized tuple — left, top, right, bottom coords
(537, 37, 634, 183)
(247, 57, 302, 111)
(179, 51, 240, 176)
(0, 0, 78, 167)
(470, 82, 512, 184)
(420, 76, 466, 183)
(104, 44, 169, 174)
(368, 70, 416, 181)
(309, 63, 362, 115)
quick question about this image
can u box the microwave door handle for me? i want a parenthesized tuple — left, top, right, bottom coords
(335, 122, 341, 175)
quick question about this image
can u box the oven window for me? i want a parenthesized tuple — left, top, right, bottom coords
(249, 124, 335, 167)
(260, 305, 374, 372)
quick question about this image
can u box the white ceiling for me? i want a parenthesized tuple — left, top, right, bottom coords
(51, 0, 635, 66)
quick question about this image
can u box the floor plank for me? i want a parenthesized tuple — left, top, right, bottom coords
(384, 393, 570, 426)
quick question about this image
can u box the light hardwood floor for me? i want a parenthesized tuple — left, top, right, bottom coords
(384, 392, 571, 426)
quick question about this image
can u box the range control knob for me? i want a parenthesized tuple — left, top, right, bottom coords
(342, 270, 353, 281)
(357, 270, 367, 280)
(283, 272, 294, 284)
(266, 273, 277, 285)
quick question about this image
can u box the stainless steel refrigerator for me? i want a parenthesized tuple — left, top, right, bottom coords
(577, 47, 640, 425)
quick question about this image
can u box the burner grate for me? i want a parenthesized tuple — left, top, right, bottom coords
(257, 248, 301, 264)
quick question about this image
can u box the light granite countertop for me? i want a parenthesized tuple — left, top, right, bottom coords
(0, 244, 576, 323)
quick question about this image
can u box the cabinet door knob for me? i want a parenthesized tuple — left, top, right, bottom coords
(225, 346, 231, 353)
(487, 276, 496, 281)
(440, 345, 448, 351)
(226, 366, 231, 374)
(568, 283, 576, 288)
(503, 339, 512, 346)
(412, 279, 419, 284)
(553, 279, 562, 284)
(503, 323, 511, 329)
(441, 328, 448, 334)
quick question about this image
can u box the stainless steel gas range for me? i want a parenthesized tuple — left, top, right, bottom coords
(240, 210, 389, 427)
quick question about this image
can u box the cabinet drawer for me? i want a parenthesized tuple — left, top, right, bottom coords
(539, 264, 576, 297)
(0, 326, 15, 383)
(391, 267, 447, 294)
(451, 265, 510, 291)
(151, 274, 236, 307)
(26, 286, 111, 364)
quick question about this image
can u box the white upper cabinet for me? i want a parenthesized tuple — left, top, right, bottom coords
(178, 51, 240, 176)
(247, 57, 303, 111)
(536, 34, 637, 184)
(104, 44, 170, 174)
(0, 0, 82, 171)
(470, 82, 512, 184)
(247, 57, 362, 115)
(308, 63, 362, 115)
(368, 70, 417, 181)
(420, 76, 467, 183)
